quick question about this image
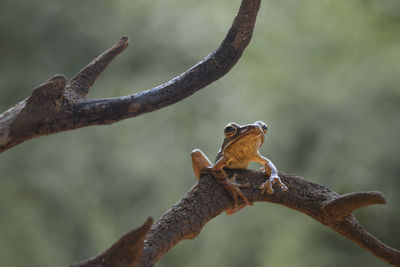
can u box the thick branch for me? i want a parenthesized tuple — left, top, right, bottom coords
(0, 0, 261, 153)
(71, 0, 261, 126)
(139, 170, 399, 266)
(69, 170, 399, 266)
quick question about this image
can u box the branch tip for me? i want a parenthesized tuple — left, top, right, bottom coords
(366, 191, 387, 204)
(71, 218, 152, 267)
(325, 191, 387, 217)
(118, 36, 130, 47)
(113, 217, 152, 251)
(65, 36, 130, 99)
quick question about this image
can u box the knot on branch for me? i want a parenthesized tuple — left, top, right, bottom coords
(27, 74, 67, 110)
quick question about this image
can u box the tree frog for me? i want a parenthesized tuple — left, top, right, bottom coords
(191, 121, 287, 211)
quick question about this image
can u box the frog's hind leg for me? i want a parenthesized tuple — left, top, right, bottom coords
(230, 173, 250, 189)
(191, 149, 212, 180)
(224, 173, 250, 214)
(212, 157, 253, 213)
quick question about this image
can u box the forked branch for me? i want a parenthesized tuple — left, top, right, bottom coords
(71, 171, 399, 267)
(4, 0, 398, 266)
(140, 171, 400, 266)
(0, 0, 261, 153)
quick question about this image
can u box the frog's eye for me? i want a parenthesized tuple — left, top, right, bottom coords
(224, 124, 237, 137)
(261, 123, 268, 134)
(255, 121, 268, 134)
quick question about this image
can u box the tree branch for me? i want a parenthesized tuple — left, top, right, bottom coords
(71, 218, 153, 267)
(324, 191, 386, 217)
(0, 0, 261, 153)
(71, 170, 399, 266)
(139, 170, 400, 266)
(64, 36, 130, 100)
(7, 0, 395, 265)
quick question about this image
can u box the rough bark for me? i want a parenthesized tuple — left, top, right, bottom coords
(71, 170, 399, 267)
(3, 0, 399, 266)
(0, 0, 261, 153)
(139, 170, 399, 266)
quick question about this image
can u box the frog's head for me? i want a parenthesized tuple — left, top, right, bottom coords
(223, 121, 268, 140)
(216, 121, 268, 162)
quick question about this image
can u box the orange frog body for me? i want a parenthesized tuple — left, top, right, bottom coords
(191, 121, 287, 212)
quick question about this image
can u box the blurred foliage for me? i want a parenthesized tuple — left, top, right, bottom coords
(1, 0, 400, 266)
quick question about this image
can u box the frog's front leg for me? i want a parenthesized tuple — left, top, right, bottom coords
(253, 152, 288, 194)
(212, 157, 253, 209)
(191, 149, 212, 180)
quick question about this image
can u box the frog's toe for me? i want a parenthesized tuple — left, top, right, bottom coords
(235, 187, 253, 207)
(226, 202, 250, 215)
(260, 176, 287, 195)
(267, 187, 274, 194)
(274, 177, 288, 191)
(259, 181, 273, 195)
(214, 175, 252, 210)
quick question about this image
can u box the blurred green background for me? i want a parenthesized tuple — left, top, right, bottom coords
(1, 0, 399, 266)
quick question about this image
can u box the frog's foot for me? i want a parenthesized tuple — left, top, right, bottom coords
(215, 177, 253, 209)
(221, 174, 250, 214)
(230, 173, 250, 189)
(259, 176, 288, 195)
(226, 203, 247, 215)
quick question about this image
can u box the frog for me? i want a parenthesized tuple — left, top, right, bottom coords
(191, 121, 288, 212)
